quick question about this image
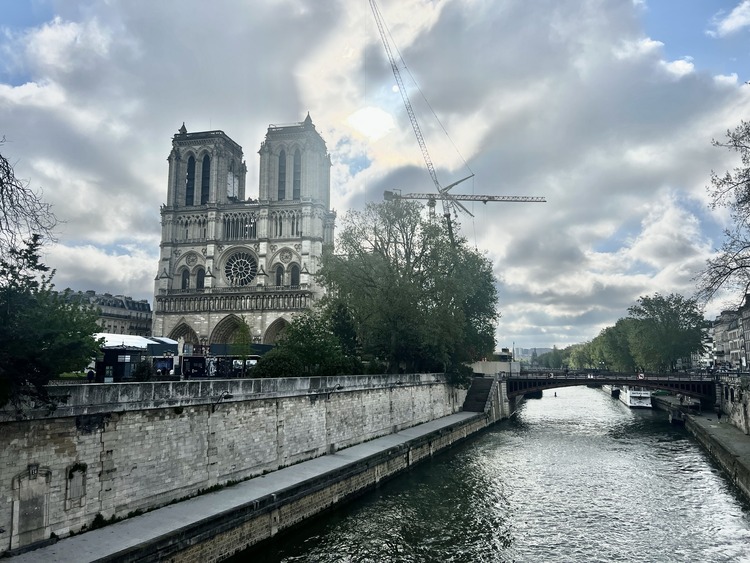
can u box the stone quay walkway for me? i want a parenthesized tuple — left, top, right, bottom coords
(8, 412, 480, 563)
(655, 394, 750, 467)
(688, 410, 750, 463)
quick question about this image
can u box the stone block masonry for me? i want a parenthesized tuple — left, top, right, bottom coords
(0, 374, 464, 554)
(167, 415, 490, 563)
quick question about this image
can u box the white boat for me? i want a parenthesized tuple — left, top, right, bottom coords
(619, 385, 652, 408)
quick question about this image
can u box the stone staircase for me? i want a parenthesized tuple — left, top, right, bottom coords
(462, 377, 495, 412)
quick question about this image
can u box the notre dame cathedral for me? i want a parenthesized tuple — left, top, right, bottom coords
(152, 114, 336, 354)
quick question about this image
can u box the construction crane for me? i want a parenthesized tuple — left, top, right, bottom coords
(369, 0, 545, 244)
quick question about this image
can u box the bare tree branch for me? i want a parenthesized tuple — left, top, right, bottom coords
(696, 121, 750, 304)
(0, 137, 57, 253)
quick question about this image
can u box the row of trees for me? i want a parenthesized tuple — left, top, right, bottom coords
(536, 293, 707, 372)
(252, 200, 499, 385)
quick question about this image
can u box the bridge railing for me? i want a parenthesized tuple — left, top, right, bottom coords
(505, 371, 718, 383)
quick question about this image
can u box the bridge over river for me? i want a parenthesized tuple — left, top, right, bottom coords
(506, 370, 716, 401)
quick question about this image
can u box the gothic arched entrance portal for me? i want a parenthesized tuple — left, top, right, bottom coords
(168, 323, 199, 354)
(210, 314, 254, 351)
(264, 318, 290, 345)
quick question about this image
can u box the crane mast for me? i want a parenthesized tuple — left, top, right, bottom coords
(369, 0, 546, 243)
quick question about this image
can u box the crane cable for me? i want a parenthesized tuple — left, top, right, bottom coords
(372, 0, 478, 247)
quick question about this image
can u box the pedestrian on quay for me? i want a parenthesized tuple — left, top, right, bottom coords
(717, 409, 723, 423)
(86, 369, 95, 383)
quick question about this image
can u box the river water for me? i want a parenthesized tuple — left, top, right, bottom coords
(240, 386, 750, 562)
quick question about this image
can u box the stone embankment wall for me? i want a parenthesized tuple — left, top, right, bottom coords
(171, 414, 493, 563)
(684, 416, 750, 502)
(717, 377, 750, 435)
(0, 374, 464, 554)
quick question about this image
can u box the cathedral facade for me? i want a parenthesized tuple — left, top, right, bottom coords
(152, 115, 336, 353)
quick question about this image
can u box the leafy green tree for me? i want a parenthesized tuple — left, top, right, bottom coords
(626, 293, 706, 372)
(323, 301, 358, 357)
(567, 342, 592, 369)
(133, 360, 154, 382)
(251, 347, 304, 379)
(697, 121, 750, 302)
(254, 309, 350, 378)
(318, 200, 498, 376)
(229, 316, 255, 376)
(594, 319, 637, 372)
(538, 346, 564, 369)
(0, 236, 102, 411)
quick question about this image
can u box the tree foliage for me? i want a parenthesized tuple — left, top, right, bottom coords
(536, 346, 564, 369)
(253, 309, 356, 378)
(596, 319, 637, 372)
(317, 200, 498, 376)
(626, 293, 706, 372)
(563, 293, 707, 372)
(0, 236, 102, 411)
(697, 121, 750, 302)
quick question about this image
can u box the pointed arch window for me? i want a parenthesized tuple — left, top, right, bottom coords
(227, 160, 238, 199)
(185, 156, 196, 206)
(181, 270, 190, 290)
(200, 155, 210, 204)
(196, 268, 205, 290)
(278, 150, 286, 200)
(290, 264, 300, 287)
(275, 264, 284, 287)
(293, 149, 301, 199)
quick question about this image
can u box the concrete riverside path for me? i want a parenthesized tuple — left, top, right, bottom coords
(8, 412, 481, 563)
(689, 410, 750, 465)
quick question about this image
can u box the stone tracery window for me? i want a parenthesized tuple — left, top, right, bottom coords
(278, 150, 286, 200)
(227, 160, 238, 199)
(275, 264, 284, 286)
(291, 264, 300, 287)
(223, 212, 257, 240)
(200, 154, 210, 204)
(293, 149, 301, 199)
(185, 156, 195, 205)
(224, 251, 258, 286)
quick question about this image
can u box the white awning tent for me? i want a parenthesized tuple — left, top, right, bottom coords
(95, 333, 178, 349)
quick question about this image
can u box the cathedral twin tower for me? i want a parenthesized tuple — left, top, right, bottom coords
(152, 115, 336, 353)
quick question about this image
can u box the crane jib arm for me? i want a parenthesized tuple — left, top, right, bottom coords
(384, 191, 546, 203)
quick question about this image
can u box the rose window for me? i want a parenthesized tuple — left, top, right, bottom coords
(224, 252, 258, 286)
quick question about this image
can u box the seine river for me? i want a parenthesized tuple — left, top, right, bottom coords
(239, 386, 750, 562)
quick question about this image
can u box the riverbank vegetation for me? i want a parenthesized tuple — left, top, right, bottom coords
(536, 293, 707, 372)
(254, 200, 499, 382)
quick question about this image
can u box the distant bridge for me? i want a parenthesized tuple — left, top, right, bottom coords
(505, 371, 716, 400)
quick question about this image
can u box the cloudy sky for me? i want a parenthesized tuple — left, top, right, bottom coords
(1, 0, 750, 351)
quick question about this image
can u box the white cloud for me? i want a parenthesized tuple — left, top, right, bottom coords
(613, 37, 663, 60)
(710, 1, 750, 37)
(660, 57, 695, 77)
